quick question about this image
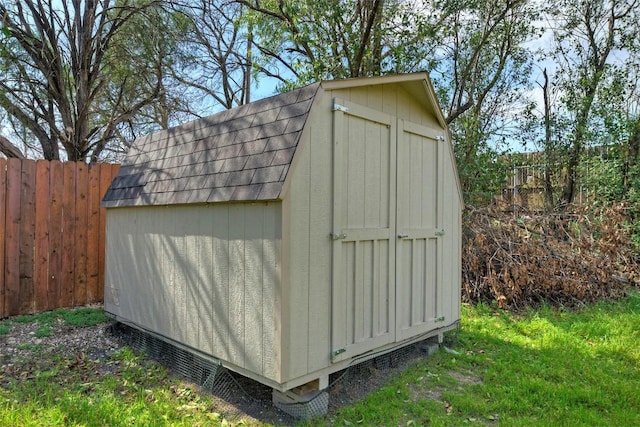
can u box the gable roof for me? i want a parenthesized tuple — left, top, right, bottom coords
(102, 72, 458, 209)
(102, 83, 319, 208)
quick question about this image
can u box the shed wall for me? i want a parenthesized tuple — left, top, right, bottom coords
(104, 202, 282, 382)
(280, 92, 334, 381)
(442, 156, 463, 321)
(330, 84, 441, 128)
(281, 83, 461, 384)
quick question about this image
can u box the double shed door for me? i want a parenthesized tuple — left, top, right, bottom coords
(331, 99, 445, 362)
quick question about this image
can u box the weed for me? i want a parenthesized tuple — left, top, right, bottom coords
(16, 343, 42, 353)
(61, 307, 108, 327)
(10, 314, 37, 324)
(0, 323, 10, 336)
(34, 326, 52, 338)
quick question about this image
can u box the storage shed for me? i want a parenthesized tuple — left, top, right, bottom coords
(102, 73, 462, 414)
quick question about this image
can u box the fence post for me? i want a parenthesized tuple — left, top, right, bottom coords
(0, 158, 6, 318)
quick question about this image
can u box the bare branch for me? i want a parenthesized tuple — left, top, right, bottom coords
(0, 135, 26, 159)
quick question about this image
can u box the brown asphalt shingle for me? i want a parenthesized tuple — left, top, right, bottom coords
(102, 83, 319, 207)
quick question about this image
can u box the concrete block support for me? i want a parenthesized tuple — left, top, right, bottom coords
(272, 380, 329, 420)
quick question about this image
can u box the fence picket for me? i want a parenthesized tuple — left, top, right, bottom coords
(60, 163, 77, 308)
(19, 160, 36, 314)
(5, 159, 22, 317)
(75, 163, 89, 306)
(48, 161, 64, 312)
(34, 161, 51, 312)
(86, 165, 101, 303)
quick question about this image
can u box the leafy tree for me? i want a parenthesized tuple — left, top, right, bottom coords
(546, 0, 639, 205)
(426, 0, 538, 204)
(99, 1, 194, 153)
(238, 0, 434, 89)
(0, 0, 163, 162)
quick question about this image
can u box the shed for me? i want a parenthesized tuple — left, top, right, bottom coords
(102, 73, 462, 414)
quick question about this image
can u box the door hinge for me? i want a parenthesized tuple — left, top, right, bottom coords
(434, 316, 445, 323)
(332, 103, 349, 113)
(437, 135, 445, 141)
(330, 232, 347, 240)
(435, 229, 445, 236)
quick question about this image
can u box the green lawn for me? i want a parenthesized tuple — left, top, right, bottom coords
(1, 292, 639, 426)
(311, 291, 640, 427)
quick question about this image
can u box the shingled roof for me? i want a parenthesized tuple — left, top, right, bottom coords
(102, 83, 320, 208)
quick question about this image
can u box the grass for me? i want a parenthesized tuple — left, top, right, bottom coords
(1, 348, 241, 427)
(307, 291, 640, 427)
(1, 293, 639, 426)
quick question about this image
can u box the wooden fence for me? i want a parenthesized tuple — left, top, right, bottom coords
(0, 159, 120, 318)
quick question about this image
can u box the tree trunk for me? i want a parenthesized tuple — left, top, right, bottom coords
(542, 68, 555, 210)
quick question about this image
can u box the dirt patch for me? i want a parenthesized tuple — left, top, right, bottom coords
(408, 369, 482, 404)
(1, 317, 122, 387)
(449, 370, 483, 386)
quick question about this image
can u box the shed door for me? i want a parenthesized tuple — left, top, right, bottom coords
(331, 99, 397, 363)
(395, 120, 445, 340)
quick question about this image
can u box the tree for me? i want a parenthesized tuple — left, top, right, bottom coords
(238, 0, 434, 89)
(0, 0, 163, 162)
(0, 134, 24, 158)
(98, 1, 193, 151)
(547, 0, 639, 205)
(426, 0, 538, 204)
(169, 0, 253, 111)
(539, 68, 555, 208)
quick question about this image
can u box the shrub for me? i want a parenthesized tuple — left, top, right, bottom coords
(462, 203, 639, 310)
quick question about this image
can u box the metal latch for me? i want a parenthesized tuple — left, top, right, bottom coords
(437, 135, 445, 141)
(331, 348, 346, 360)
(332, 103, 349, 113)
(435, 229, 445, 236)
(397, 232, 409, 238)
(330, 232, 347, 240)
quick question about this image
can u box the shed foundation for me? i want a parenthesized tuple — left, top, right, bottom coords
(272, 388, 329, 420)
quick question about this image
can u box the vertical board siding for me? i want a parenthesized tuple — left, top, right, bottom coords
(396, 122, 443, 340)
(305, 109, 334, 373)
(331, 99, 396, 363)
(0, 159, 119, 318)
(104, 202, 282, 382)
(228, 204, 247, 368)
